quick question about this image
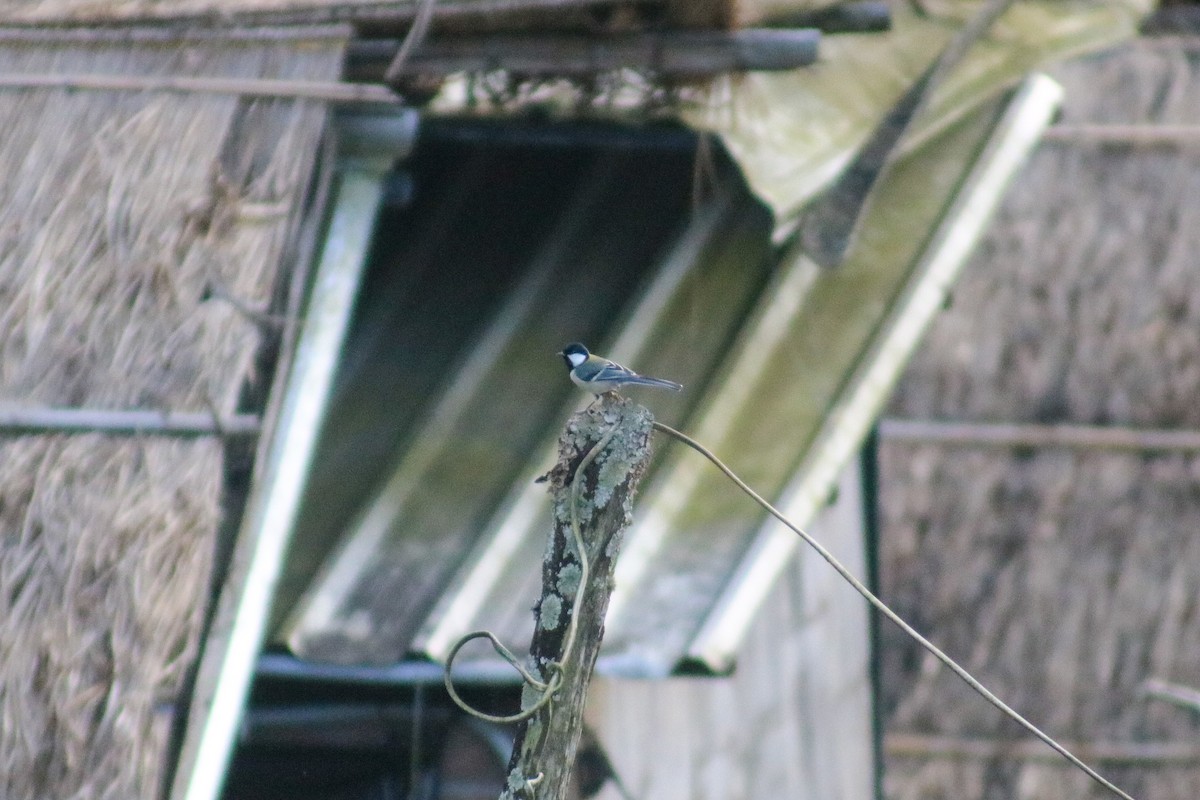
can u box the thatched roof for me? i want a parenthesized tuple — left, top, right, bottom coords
(0, 2, 1159, 797)
(880, 39, 1200, 799)
(0, 26, 343, 800)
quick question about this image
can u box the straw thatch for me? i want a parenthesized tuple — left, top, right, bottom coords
(879, 39, 1200, 800)
(0, 28, 343, 800)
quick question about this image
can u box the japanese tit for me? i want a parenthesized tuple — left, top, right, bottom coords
(558, 343, 682, 396)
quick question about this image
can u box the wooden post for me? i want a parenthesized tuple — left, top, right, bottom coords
(500, 395, 653, 800)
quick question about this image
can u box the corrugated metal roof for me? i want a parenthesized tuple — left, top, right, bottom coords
(275, 126, 760, 667)
(270, 78, 1058, 676)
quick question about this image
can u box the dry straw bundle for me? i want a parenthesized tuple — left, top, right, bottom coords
(0, 29, 342, 799)
(881, 41, 1200, 800)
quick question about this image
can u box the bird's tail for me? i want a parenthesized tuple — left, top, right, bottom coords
(627, 376, 683, 392)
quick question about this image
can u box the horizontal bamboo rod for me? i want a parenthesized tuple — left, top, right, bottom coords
(886, 733, 1200, 765)
(0, 407, 261, 437)
(0, 24, 353, 42)
(1043, 123, 1200, 145)
(879, 418, 1200, 453)
(1142, 678, 1200, 712)
(0, 72, 399, 103)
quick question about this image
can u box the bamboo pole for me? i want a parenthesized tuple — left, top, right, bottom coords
(1042, 123, 1200, 146)
(0, 25, 353, 43)
(1142, 678, 1200, 713)
(879, 418, 1200, 453)
(0, 73, 398, 104)
(886, 733, 1200, 765)
(0, 407, 260, 437)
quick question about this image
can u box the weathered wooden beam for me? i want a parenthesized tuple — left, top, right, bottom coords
(0, 407, 261, 437)
(758, 0, 890, 33)
(879, 418, 1200, 453)
(498, 396, 653, 800)
(0, 0, 651, 31)
(376, 28, 819, 80)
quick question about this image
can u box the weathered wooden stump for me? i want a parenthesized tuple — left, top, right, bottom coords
(500, 394, 654, 800)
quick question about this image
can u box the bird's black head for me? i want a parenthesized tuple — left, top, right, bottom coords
(559, 342, 589, 370)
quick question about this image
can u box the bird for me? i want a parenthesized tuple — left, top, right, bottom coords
(558, 342, 682, 398)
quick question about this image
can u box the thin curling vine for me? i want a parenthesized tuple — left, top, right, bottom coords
(651, 420, 1137, 800)
(442, 421, 620, 726)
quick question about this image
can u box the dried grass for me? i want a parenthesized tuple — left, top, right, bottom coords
(0, 29, 342, 800)
(880, 41, 1200, 800)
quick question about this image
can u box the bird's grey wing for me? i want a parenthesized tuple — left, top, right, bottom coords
(591, 361, 639, 382)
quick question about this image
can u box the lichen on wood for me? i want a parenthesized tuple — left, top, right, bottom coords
(501, 394, 654, 800)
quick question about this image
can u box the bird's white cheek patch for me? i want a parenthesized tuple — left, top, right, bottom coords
(567, 352, 587, 367)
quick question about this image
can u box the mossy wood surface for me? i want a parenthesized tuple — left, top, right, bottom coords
(501, 396, 653, 800)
